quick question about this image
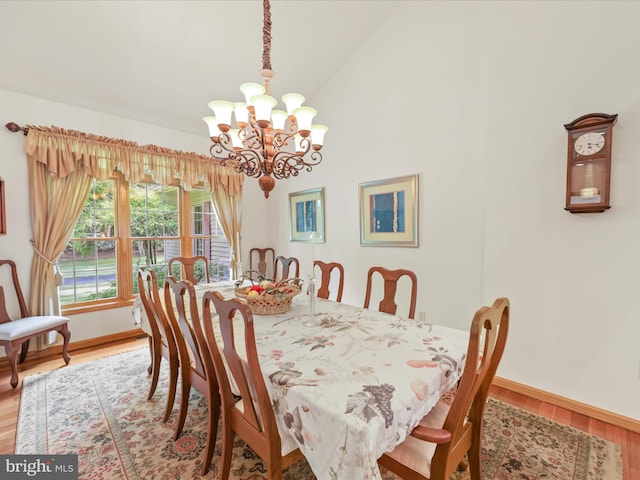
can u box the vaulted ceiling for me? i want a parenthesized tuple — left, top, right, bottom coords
(0, 0, 399, 136)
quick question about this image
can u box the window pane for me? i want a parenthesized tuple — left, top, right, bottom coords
(59, 241, 117, 304)
(190, 189, 231, 282)
(130, 183, 181, 286)
(60, 179, 117, 306)
(130, 184, 180, 238)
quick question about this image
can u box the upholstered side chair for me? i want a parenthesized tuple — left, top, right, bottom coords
(0, 259, 71, 389)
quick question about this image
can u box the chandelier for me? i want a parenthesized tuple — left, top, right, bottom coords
(203, 0, 328, 199)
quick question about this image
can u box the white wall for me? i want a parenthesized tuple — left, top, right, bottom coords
(482, 1, 640, 420)
(266, 0, 640, 420)
(1, 0, 639, 421)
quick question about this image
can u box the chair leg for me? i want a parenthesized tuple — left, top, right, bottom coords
(146, 336, 153, 374)
(174, 374, 191, 440)
(6, 342, 20, 389)
(147, 341, 161, 400)
(468, 427, 482, 479)
(163, 358, 179, 422)
(219, 417, 234, 480)
(18, 339, 29, 364)
(59, 325, 71, 365)
(199, 390, 220, 475)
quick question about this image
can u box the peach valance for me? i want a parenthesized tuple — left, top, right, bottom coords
(24, 125, 243, 194)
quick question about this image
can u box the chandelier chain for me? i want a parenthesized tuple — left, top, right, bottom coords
(262, 0, 272, 71)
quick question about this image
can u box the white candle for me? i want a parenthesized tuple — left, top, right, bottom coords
(310, 231, 316, 276)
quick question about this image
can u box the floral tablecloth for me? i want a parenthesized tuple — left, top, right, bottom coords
(134, 281, 469, 480)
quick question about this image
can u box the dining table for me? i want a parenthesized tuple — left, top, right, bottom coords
(133, 279, 470, 480)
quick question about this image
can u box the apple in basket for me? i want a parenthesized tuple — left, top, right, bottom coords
(260, 280, 275, 289)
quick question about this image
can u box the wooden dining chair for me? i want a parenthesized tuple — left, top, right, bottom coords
(201, 290, 305, 480)
(0, 259, 71, 389)
(378, 297, 510, 480)
(274, 255, 300, 281)
(163, 276, 220, 475)
(137, 267, 179, 423)
(313, 260, 344, 302)
(364, 266, 417, 319)
(167, 255, 210, 284)
(249, 247, 276, 281)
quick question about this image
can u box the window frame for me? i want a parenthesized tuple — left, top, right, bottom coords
(61, 174, 227, 315)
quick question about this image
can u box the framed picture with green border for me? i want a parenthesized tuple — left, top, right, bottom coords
(359, 174, 418, 247)
(289, 187, 325, 242)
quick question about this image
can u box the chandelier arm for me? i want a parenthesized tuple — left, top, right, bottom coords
(271, 149, 323, 179)
(209, 133, 236, 160)
(224, 149, 266, 179)
(272, 130, 296, 149)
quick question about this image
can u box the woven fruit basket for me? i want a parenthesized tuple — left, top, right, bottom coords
(235, 278, 302, 315)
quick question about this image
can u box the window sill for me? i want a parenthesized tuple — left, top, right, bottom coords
(62, 298, 135, 316)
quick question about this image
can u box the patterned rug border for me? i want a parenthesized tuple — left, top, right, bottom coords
(15, 347, 624, 480)
(481, 396, 623, 479)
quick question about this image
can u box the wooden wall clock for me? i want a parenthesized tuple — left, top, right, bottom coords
(564, 113, 617, 213)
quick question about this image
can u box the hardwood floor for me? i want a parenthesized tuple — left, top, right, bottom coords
(1, 337, 638, 479)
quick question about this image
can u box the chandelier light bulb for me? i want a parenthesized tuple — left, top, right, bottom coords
(252, 95, 278, 128)
(271, 109, 288, 131)
(233, 102, 249, 128)
(282, 93, 305, 116)
(292, 106, 317, 136)
(208, 100, 235, 132)
(203, 116, 222, 139)
(240, 83, 266, 106)
(310, 124, 328, 149)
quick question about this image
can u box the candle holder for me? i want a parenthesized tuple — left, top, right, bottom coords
(308, 274, 316, 316)
(302, 274, 317, 327)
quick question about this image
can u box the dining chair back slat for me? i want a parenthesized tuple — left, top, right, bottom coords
(202, 290, 304, 480)
(249, 247, 276, 281)
(364, 266, 417, 319)
(314, 260, 344, 302)
(163, 276, 220, 475)
(378, 297, 510, 480)
(168, 255, 210, 284)
(137, 267, 179, 422)
(274, 256, 300, 281)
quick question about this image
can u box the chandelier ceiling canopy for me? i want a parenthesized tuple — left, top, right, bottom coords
(204, 0, 328, 198)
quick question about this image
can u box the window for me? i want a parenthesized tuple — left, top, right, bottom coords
(59, 177, 231, 312)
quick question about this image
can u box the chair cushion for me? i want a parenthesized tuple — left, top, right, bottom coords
(0, 316, 69, 341)
(383, 398, 451, 478)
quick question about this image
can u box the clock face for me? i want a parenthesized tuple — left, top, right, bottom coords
(574, 132, 605, 156)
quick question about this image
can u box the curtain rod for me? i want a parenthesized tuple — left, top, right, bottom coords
(5, 122, 29, 135)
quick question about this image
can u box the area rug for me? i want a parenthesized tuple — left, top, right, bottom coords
(16, 348, 623, 480)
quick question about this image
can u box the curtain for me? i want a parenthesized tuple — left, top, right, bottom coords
(23, 125, 244, 322)
(210, 187, 243, 280)
(27, 154, 93, 321)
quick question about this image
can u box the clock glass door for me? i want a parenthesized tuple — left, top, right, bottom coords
(568, 158, 607, 205)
